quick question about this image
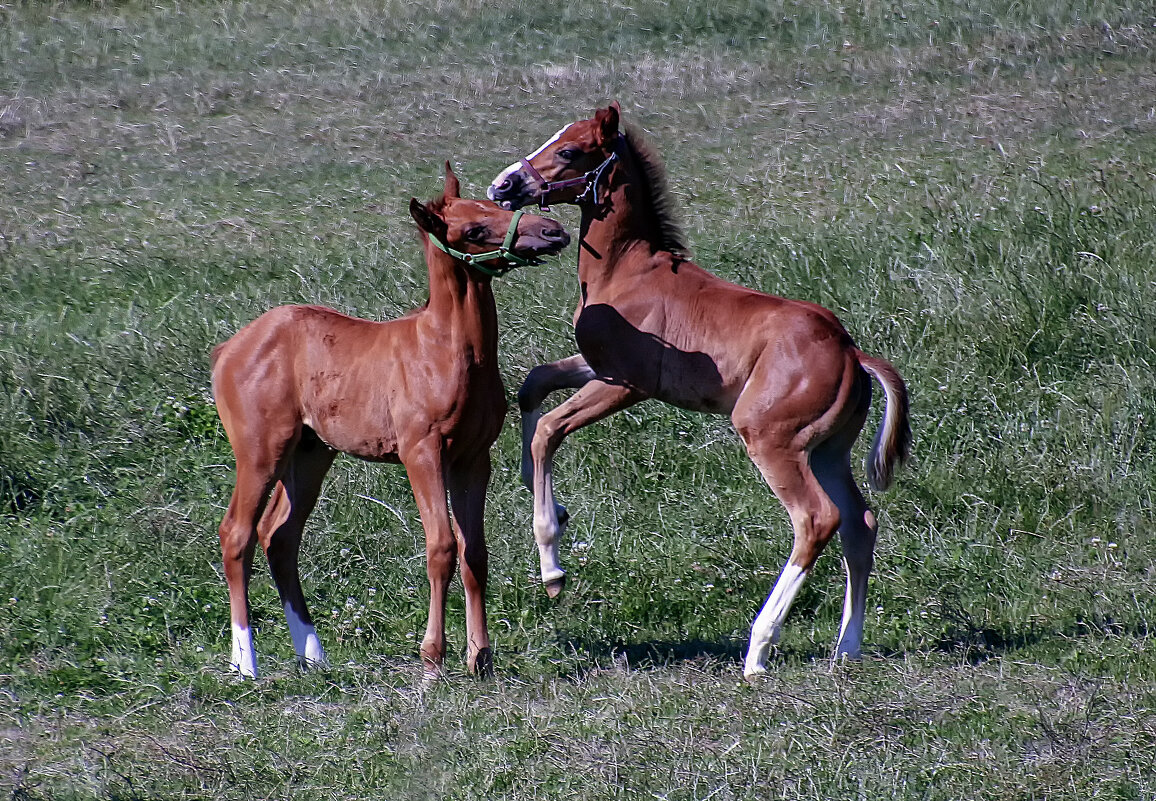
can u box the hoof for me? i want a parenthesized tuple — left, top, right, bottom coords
(544, 574, 567, 598)
(229, 662, 257, 680)
(420, 648, 444, 684)
(420, 661, 443, 687)
(743, 666, 766, 682)
(468, 647, 494, 678)
(833, 647, 863, 662)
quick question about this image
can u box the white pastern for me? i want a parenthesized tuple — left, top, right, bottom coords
(834, 559, 867, 660)
(488, 125, 572, 198)
(533, 508, 565, 586)
(284, 603, 328, 668)
(230, 622, 258, 679)
(532, 464, 566, 586)
(524, 409, 565, 586)
(538, 545, 566, 586)
(743, 562, 808, 678)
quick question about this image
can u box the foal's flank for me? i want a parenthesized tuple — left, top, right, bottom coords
(211, 164, 569, 679)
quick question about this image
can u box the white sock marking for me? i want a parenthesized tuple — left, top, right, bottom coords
(744, 562, 808, 678)
(532, 458, 566, 586)
(231, 622, 258, 679)
(835, 558, 868, 659)
(284, 603, 328, 668)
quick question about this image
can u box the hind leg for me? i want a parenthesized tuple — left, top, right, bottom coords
(258, 432, 337, 670)
(739, 440, 841, 679)
(812, 443, 878, 661)
(448, 450, 493, 677)
(218, 440, 296, 678)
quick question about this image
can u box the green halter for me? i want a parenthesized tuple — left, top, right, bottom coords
(427, 209, 537, 277)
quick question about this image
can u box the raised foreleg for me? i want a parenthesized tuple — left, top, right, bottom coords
(528, 378, 641, 596)
(447, 451, 494, 676)
(517, 354, 595, 489)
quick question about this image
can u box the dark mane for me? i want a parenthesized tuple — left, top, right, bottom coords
(623, 124, 691, 260)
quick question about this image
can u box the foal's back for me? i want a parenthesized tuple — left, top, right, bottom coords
(577, 254, 859, 415)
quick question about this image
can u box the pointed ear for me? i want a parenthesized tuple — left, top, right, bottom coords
(410, 198, 447, 239)
(443, 161, 461, 199)
(594, 102, 620, 144)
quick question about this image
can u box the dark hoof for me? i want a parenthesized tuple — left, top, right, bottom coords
(468, 647, 494, 678)
(545, 575, 566, 598)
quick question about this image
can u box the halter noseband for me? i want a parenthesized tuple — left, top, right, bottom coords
(520, 135, 622, 210)
(426, 208, 538, 277)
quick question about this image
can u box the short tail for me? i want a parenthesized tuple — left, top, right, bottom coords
(857, 350, 911, 491)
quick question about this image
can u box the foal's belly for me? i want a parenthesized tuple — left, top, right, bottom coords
(302, 372, 506, 464)
(304, 404, 401, 463)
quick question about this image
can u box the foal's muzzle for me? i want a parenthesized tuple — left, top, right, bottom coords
(515, 224, 570, 258)
(487, 168, 535, 211)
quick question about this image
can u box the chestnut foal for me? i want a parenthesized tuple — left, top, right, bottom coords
(488, 104, 910, 677)
(212, 165, 569, 679)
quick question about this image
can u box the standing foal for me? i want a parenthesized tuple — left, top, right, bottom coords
(212, 165, 569, 679)
(489, 104, 910, 677)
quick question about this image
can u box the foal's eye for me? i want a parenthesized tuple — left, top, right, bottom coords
(464, 225, 488, 243)
(557, 147, 581, 162)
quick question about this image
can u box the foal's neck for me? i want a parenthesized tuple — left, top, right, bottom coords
(422, 242, 500, 357)
(576, 152, 664, 284)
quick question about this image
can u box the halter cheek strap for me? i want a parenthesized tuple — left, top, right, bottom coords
(523, 136, 622, 210)
(426, 209, 538, 277)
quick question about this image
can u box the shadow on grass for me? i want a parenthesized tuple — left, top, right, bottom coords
(545, 614, 1153, 680)
(545, 634, 749, 679)
(881, 615, 1153, 667)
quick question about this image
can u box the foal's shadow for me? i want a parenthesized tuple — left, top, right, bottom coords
(573, 302, 729, 410)
(550, 616, 1109, 678)
(550, 635, 746, 679)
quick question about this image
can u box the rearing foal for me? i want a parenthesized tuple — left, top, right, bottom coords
(212, 164, 569, 679)
(488, 103, 910, 678)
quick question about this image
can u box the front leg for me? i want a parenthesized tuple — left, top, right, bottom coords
(517, 354, 595, 491)
(403, 440, 455, 678)
(528, 379, 641, 597)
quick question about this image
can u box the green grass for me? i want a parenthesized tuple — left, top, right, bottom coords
(2, 0, 1156, 798)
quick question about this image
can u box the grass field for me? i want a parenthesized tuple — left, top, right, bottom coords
(2, 1, 1156, 798)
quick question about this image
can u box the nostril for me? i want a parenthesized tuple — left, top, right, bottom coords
(544, 227, 567, 242)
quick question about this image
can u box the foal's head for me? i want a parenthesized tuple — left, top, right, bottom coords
(411, 164, 570, 275)
(488, 102, 622, 211)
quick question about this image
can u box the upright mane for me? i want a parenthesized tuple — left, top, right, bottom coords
(623, 124, 691, 260)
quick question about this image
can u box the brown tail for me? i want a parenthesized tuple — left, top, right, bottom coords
(857, 350, 911, 491)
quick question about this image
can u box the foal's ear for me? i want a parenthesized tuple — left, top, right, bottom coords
(443, 161, 461, 199)
(594, 101, 621, 144)
(410, 198, 447, 239)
